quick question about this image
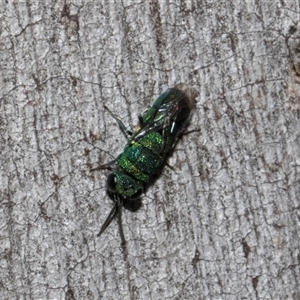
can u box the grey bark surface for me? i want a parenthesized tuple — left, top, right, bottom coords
(0, 1, 300, 299)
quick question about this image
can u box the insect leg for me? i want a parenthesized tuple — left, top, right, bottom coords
(91, 158, 118, 171)
(104, 105, 133, 137)
(181, 128, 201, 136)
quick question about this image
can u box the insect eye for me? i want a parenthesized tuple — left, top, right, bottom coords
(129, 188, 143, 201)
(106, 173, 117, 193)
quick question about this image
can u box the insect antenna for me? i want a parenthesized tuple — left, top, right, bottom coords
(98, 195, 127, 247)
(116, 195, 126, 247)
(97, 202, 118, 237)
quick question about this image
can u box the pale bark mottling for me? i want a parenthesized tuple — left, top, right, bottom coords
(0, 1, 300, 299)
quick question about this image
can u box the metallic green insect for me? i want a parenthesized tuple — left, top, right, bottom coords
(94, 83, 198, 245)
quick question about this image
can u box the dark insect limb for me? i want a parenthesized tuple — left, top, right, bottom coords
(163, 128, 200, 171)
(138, 114, 145, 125)
(181, 128, 201, 136)
(116, 195, 126, 248)
(97, 203, 118, 237)
(90, 158, 118, 172)
(104, 105, 133, 137)
(164, 161, 175, 171)
(97, 195, 127, 248)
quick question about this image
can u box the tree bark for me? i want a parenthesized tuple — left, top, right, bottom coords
(0, 1, 299, 299)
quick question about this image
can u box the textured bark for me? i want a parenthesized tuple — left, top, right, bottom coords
(0, 1, 300, 299)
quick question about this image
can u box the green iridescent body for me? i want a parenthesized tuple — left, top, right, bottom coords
(118, 132, 163, 182)
(96, 83, 198, 245)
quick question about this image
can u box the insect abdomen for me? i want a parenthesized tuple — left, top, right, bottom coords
(117, 132, 163, 182)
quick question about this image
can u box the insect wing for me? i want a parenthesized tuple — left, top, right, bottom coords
(135, 83, 197, 155)
(161, 85, 196, 155)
